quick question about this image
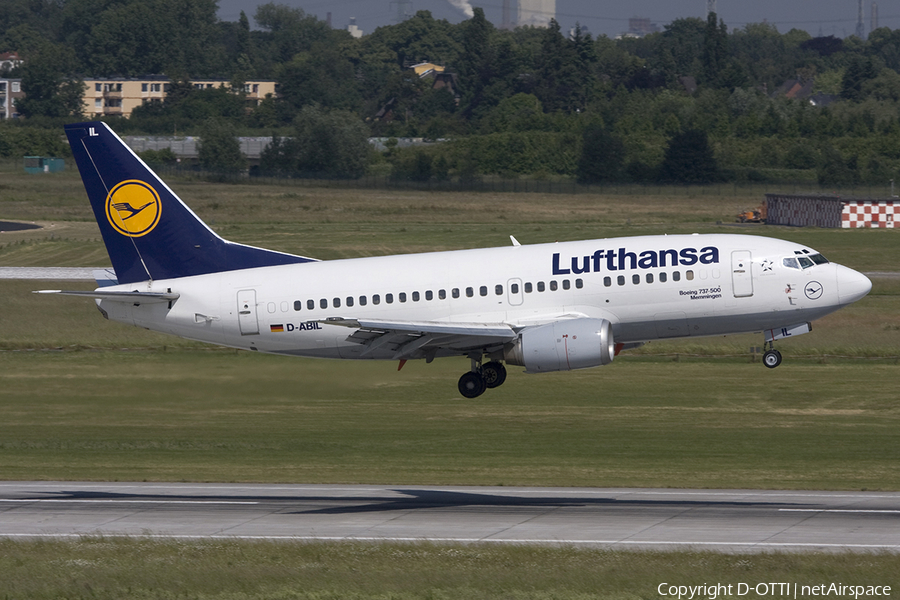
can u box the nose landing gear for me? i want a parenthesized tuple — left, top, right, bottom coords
(457, 358, 508, 398)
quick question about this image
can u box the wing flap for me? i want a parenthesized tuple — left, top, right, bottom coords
(321, 318, 518, 360)
(322, 317, 516, 338)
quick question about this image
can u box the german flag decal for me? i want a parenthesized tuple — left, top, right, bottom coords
(270, 324, 285, 333)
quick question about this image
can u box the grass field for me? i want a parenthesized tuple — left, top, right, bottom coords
(2, 539, 898, 600)
(2, 171, 899, 596)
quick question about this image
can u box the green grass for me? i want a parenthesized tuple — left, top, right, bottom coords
(2, 539, 898, 600)
(2, 348, 899, 488)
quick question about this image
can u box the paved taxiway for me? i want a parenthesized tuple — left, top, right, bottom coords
(1, 483, 899, 552)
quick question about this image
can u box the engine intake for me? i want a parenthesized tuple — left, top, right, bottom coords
(504, 318, 614, 373)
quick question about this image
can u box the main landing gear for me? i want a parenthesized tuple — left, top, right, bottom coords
(458, 357, 507, 398)
(762, 341, 783, 369)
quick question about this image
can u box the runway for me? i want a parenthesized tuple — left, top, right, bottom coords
(1, 483, 899, 552)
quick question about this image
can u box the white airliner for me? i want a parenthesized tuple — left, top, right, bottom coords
(42, 122, 873, 397)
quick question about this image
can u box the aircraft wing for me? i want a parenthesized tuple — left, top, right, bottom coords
(321, 318, 517, 360)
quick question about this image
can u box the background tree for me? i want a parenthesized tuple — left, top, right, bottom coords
(15, 45, 85, 119)
(841, 55, 881, 101)
(198, 117, 247, 173)
(260, 106, 369, 178)
(658, 129, 718, 183)
(577, 125, 625, 183)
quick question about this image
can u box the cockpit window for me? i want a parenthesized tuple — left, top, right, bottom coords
(784, 254, 828, 270)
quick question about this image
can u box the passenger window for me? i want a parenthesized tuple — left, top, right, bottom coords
(359, 296, 367, 306)
(686, 270, 694, 281)
(294, 300, 302, 311)
(575, 279, 583, 289)
(319, 299, 327, 309)
(385, 294, 393, 304)
(347, 296, 354, 307)
(373, 294, 380, 305)
(452, 288, 460, 299)
(307, 299, 314, 310)
(480, 286, 487, 296)
(495, 284, 503, 295)
(399, 292, 407, 303)
(562, 280, 570, 290)
(632, 274, 640, 285)
(412, 291, 420, 301)
(439, 289, 446, 300)
(604, 276, 611, 287)
(524, 282, 533, 293)
(673, 271, 681, 282)
(550, 281, 558, 291)
(617, 275, 625, 286)
(660, 272, 667, 283)
(511, 283, 519, 294)
(646, 273, 654, 284)
(425, 290, 433, 301)
(537, 282, 545, 292)
(333, 298, 341, 308)
(466, 287, 474, 297)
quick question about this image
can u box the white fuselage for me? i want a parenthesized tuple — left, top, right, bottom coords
(95, 233, 871, 360)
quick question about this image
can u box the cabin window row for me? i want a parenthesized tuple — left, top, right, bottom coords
(292, 278, 585, 312)
(603, 270, 695, 287)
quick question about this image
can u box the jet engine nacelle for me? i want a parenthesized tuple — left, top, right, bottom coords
(504, 318, 614, 373)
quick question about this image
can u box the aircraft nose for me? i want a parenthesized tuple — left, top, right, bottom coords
(836, 265, 872, 305)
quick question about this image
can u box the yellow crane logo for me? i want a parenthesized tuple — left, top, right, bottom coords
(105, 180, 161, 237)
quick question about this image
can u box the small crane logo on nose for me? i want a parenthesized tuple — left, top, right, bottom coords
(804, 281, 823, 300)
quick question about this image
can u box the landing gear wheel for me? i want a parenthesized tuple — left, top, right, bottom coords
(763, 349, 783, 369)
(481, 361, 507, 389)
(458, 371, 487, 398)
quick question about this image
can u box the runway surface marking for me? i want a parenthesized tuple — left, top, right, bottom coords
(2, 483, 899, 552)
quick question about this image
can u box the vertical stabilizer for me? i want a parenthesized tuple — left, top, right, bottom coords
(65, 122, 314, 285)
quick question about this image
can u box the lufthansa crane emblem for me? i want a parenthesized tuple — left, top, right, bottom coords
(105, 180, 162, 237)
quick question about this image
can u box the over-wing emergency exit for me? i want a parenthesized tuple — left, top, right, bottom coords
(41, 122, 872, 397)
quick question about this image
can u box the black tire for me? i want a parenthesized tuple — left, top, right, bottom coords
(763, 349, 783, 369)
(482, 361, 507, 389)
(458, 371, 487, 398)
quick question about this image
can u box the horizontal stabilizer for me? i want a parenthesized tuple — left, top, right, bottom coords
(93, 268, 118, 287)
(34, 290, 180, 303)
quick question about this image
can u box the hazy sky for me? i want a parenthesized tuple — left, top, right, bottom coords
(218, 0, 899, 39)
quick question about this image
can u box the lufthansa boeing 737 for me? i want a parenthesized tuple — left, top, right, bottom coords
(40, 122, 873, 398)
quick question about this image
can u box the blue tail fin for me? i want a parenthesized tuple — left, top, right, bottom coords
(65, 122, 314, 285)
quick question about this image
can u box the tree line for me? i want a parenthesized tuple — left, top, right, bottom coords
(3, 0, 900, 185)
